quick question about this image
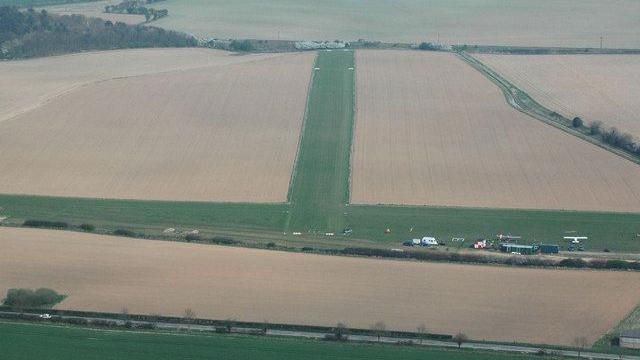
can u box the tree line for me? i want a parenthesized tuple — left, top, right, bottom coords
(104, 0, 168, 22)
(0, 6, 196, 59)
(572, 117, 640, 158)
(3, 288, 64, 308)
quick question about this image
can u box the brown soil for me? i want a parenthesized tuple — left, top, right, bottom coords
(1, 227, 638, 346)
(0, 51, 314, 202)
(351, 50, 640, 212)
(476, 54, 640, 140)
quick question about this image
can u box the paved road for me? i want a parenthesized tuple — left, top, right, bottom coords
(4, 311, 637, 359)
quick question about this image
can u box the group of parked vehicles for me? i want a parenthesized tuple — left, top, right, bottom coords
(402, 233, 588, 254)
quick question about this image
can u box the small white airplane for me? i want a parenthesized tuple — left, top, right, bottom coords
(496, 234, 521, 241)
(564, 236, 588, 244)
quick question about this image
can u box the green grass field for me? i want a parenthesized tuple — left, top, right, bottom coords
(286, 50, 354, 233)
(2, 194, 640, 252)
(346, 205, 640, 252)
(0, 321, 562, 360)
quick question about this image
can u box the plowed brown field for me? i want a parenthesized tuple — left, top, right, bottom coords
(0, 51, 314, 202)
(351, 50, 640, 212)
(0, 48, 279, 123)
(476, 54, 640, 140)
(2, 227, 639, 346)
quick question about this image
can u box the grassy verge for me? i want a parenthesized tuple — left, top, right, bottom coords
(0, 321, 562, 360)
(286, 50, 355, 233)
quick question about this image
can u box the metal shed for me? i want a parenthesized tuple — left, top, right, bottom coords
(620, 330, 640, 349)
(500, 243, 535, 255)
(539, 244, 560, 254)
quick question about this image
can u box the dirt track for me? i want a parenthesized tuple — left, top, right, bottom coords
(2, 227, 639, 346)
(351, 50, 640, 212)
(0, 51, 313, 202)
(476, 54, 640, 140)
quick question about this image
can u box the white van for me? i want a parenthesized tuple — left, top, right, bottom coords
(420, 237, 438, 246)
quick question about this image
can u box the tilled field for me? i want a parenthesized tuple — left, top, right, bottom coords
(1, 227, 639, 346)
(0, 48, 275, 123)
(475, 54, 640, 140)
(351, 50, 640, 212)
(100, 0, 640, 48)
(0, 51, 314, 202)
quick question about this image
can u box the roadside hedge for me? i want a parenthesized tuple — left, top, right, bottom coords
(340, 247, 640, 271)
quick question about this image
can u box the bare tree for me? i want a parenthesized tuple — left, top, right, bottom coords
(370, 321, 386, 342)
(590, 120, 603, 135)
(120, 307, 129, 319)
(149, 312, 162, 325)
(573, 336, 588, 357)
(223, 319, 234, 333)
(183, 308, 196, 321)
(416, 324, 427, 345)
(333, 322, 349, 341)
(453, 332, 468, 348)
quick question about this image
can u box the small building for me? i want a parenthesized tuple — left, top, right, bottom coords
(538, 244, 560, 254)
(500, 243, 535, 255)
(620, 330, 640, 349)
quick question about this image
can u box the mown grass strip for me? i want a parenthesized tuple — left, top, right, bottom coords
(286, 50, 355, 233)
(0, 194, 286, 233)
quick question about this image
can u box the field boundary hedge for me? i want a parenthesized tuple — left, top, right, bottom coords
(339, 247, 640, 271)
(0, 307, 452, 341)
